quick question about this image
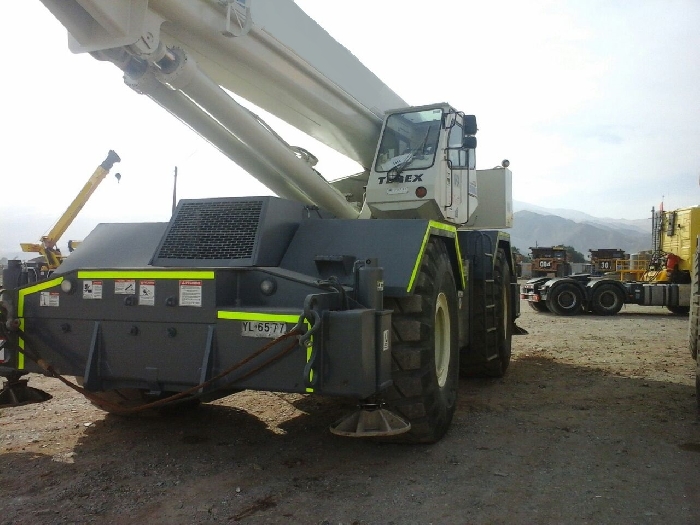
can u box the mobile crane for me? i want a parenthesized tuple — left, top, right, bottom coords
(13, 150, 121, 284)
(0, 0, 520, 443)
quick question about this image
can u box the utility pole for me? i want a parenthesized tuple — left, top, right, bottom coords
(172, 166, 178, 215)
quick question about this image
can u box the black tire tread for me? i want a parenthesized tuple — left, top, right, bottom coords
(461, 248, 512, 377)
(384, 239, 458, 443)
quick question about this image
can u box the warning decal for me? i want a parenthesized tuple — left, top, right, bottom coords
(40, 291, 60, 307)
(179, 280, 202, 307)
(82, 280, 103, 300)
(139, 280, 155, 306)
(115, 279, 136, 295)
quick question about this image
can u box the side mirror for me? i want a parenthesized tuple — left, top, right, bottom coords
(463, 114, 477, 136)
(463, 136, 477, 149)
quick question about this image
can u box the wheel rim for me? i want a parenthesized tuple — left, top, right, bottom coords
(599, 290, 616, 309)
(557, 291, 577, 309)
(435, 291, 451, 387)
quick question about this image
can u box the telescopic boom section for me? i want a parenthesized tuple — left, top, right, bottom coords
(39, 0, 408, 218)
(20, 150, 120, 268)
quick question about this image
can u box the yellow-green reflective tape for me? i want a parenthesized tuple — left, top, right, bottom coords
(217, 311, 314, 392)
(77, 270, 215, 280)
(406, 221, 465, 292)
(17, 277, 64, 370)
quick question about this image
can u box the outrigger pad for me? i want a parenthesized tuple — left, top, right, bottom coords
(0, 378, 52, 408)
(330, 407, 410, 438)
(513, 323, 529, 335)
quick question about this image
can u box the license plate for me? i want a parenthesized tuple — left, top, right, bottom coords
(241, 321, 287, 338)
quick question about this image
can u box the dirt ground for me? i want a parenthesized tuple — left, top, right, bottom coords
(2, 287, 700, 524)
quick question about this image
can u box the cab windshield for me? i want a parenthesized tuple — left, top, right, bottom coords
(375, 108, 443, 173)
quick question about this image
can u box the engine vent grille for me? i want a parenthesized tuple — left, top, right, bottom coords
(156, 200, 262, 260)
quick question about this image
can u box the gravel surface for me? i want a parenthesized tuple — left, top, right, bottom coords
(2, 293, 699, 524)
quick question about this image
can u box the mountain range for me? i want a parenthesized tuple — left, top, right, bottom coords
(510, 201, 652, 257)
(2, 201, 654, 261)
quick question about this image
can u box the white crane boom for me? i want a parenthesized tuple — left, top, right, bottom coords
(37, 0, 511, 226)
(40, 0, 406, 168)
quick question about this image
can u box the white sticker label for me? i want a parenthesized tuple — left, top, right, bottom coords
(39, 291, 60, 307)
(383, 329, 390, 351)
(0, 339, 5, 363)
(82, 280, 103, 299)
(115, 279, 136, 295)
(139, 280, 155, 306)
(179, 280, 202, 307)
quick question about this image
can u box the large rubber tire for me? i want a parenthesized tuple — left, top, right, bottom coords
(691, 303, 699, 360)
(528, 301, 549, 313)
(696, 359, 700, 411)
(384, 239, 459, 443)
(546, 283, 583, 316)
(88, 389, 201, 416)
(460, 249, 513, 377)
(483, 249, 513, 377)
(590, 284, 624, 316)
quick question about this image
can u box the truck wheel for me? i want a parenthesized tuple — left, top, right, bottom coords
(528, 301, 549, 312)
(590, 284, 624, 315)
(384, 239, 459, 443)
(546, 283, 583, 316)
(88, 389, 201, 416)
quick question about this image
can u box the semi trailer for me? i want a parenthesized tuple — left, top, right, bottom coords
(0, 0, 522, 443)
(522, 206, 697, 316)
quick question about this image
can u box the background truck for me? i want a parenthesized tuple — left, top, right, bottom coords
(0, 0, 521, 444)
(522, 206, 697, 316)
(529, 245, 571, 278)
(589, 248, 626, 276)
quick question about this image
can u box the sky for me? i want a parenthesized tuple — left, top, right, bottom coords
(2, 0, 700, 257)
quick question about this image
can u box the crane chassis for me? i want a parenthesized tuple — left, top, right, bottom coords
(0, 0, 522, 443)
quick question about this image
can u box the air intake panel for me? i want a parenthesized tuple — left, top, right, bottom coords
(152, 197, 310, 267)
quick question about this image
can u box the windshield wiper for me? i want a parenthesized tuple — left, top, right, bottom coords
(387, 124, 433, 182)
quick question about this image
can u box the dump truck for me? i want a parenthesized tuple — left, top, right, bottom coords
(522, 206, 697, 316)
(589, 248, 626, 276)
(529, 245, 571, 278)
(0, 0, 522, 443)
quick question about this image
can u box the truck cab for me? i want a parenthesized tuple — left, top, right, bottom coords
(366, 104, 478, 225)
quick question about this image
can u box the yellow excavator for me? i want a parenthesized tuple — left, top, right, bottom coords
(19, 150, 120, 279)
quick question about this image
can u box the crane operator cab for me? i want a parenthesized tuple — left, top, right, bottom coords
(366, 103, 478, 226)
